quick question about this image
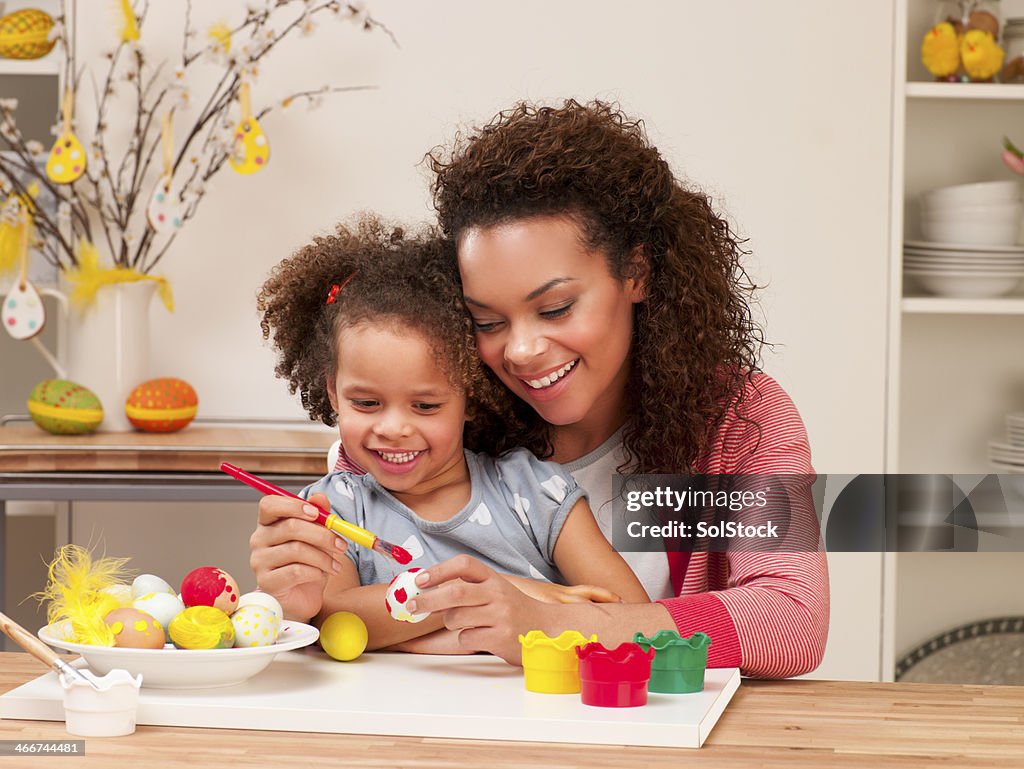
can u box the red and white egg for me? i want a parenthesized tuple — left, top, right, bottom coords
(384, 568, 429, 623)
(180, 566, 240, 615)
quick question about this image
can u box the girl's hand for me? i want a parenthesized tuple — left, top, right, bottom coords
(504, 575, 622, 604)
(407, 555, 557, 665)
(382, 628, 475, 655)
(248, 492, 348, 622)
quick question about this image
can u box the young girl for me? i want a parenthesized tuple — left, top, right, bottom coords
(255, 216, 648, 650)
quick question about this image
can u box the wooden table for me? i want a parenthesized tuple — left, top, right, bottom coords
(1, 653, 1022, 768)
(0, 422, 336, 614)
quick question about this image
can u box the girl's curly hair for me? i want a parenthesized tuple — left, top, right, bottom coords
(257, 215, 547, 458)
(428, 100, 764, 473)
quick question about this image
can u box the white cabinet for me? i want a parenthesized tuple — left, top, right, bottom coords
(885, 0, 1024, 680)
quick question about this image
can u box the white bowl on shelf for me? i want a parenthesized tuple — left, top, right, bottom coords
(919, 217, 1021, 247)
(920, 200, 1024, 218)
(921, 180, 1021, 207)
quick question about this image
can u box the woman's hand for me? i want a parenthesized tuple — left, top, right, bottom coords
(382, 628, 475, 655)
(248, 492, 348, 622)
(407, 555, 558, 665)
(504, 575, 622, 604)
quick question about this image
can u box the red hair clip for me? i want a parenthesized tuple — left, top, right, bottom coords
(326, 271, 358, 305)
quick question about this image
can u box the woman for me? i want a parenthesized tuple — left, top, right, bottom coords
(250, 100, 828, 678)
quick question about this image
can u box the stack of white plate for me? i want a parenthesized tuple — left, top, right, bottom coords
(988, 413, 1024, 474)
(904, 240, 1024, 298)
(919, 181, 1022, 246)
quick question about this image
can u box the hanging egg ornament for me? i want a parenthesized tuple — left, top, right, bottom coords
(3, 280, 45, 340)
(45, 132, 86, 184)
(27, 379, 103, 435)
(146, 180, 185, 235)
(229, 82, 269, 175)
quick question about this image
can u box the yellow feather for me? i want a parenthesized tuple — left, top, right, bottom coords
(208, 22, 231, 54)
(66, 238, 175, 311)
(33, 545, 133, 646)
(116, 0, 140, 42)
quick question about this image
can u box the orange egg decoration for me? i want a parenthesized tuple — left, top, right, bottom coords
(125, 377, 198, 432)
(104, 607, 165, 649)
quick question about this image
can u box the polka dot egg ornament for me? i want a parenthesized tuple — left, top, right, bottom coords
(125, 377, 198, 432)
(3, 281, 46, 340)
(26, 379, 103, 435)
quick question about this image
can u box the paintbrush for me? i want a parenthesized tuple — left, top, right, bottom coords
(220, 462, 411, 564)
(0, 611, 101, 690)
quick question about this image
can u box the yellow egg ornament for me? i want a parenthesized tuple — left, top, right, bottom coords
(46, 89, 86, 184)
(228, 82, 269, 175)
(319, 611, 368, 662)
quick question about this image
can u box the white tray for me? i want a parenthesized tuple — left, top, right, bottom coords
(0, 651, 740, 749)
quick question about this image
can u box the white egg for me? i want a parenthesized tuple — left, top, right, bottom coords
(132, 592, 185, 641)
(231, 605, 281, 648)
(236, 591, 283, 618)
(131, 574, 175, 600)
(100, 583, 133, 608)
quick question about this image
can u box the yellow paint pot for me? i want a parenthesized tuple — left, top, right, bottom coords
(518, 630, 596, 694)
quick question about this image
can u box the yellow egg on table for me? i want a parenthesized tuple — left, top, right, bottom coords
(319, 611, 368, 662)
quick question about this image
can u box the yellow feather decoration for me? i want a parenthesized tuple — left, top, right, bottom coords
(33, 545, 133, 646)
(208, 22, 231, 54)
(117, 0, 140, 42)
(64, 238, 174, 311)
(0, 184, 40, 275)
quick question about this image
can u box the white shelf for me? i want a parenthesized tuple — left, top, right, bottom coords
(902, 296, 1024, 314)
(906, 82, 1024, 100)
(0, 58, 60, 77)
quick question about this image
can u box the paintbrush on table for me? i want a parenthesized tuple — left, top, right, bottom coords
(0, 611, 101, 690)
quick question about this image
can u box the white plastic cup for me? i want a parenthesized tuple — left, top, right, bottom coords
(60, 668, 142, 737)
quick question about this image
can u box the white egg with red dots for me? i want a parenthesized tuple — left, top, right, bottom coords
(384, 568, 430, 623)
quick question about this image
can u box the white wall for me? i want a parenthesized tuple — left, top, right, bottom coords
(59, 0, 896, 678)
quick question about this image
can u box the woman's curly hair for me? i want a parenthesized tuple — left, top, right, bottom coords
(428, 100, 764, 473)
(257, 215, 547, 458)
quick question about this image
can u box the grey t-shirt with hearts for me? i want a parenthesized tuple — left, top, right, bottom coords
(300, 448, 587, 588)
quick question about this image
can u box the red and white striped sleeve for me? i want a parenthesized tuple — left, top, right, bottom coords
(657, 373, 830, 678)
(333, 444, 366, 475)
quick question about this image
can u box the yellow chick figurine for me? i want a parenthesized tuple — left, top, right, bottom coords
(921, 22, 961, 79)
(961, 29, 1004, 81)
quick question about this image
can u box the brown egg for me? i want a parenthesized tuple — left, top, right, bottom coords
(104, 607, 165, 649)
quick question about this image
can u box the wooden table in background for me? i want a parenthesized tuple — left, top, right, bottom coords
(1, 653, 1023, 767)
(0, 422, 337, 614)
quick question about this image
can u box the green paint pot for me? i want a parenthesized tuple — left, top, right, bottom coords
(633, 630, 711, 694)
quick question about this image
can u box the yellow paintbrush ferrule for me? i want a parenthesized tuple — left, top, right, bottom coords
(324, 515, 376, 549)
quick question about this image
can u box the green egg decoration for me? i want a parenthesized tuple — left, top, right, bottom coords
(27, 379, 104, 435)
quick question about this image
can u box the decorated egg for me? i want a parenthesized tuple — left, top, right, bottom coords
(237, 590, 283, 619)
(133, 592, 185, 641)
(384, 568, 429, 624)
(230, 604, 280, 648)
(168, 605, 235, 649)
(99, 583, 133, 608)
(104, 607, 165, 649)
(27, 379, 103, 435)
(320, 611, 368, 661)
(229, 117, 269, 174)
(125, 377, 198, 432)
(180, 566, 240, 614)
(3, 280, 46, 340)
(45, 131, 86, 184)
(0, 9, 56, 60)
(131, 573, 175, 600)
(146, 181, 185, 235)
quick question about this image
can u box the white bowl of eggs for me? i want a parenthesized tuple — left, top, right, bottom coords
(38, 569, 319, 689)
